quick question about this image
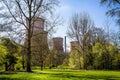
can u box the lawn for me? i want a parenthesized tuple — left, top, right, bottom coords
(0, 69, 120, 80)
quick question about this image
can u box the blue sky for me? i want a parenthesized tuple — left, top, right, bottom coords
(53, 0, 118, 49)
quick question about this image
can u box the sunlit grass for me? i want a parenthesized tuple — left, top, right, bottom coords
(0, 69, 120, 80)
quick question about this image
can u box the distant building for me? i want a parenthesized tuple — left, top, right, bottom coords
(24, 17, 49, 52)
(26, 17, 45, 31)
(70, 41, 79, 52)
(52, 37, 63, 52)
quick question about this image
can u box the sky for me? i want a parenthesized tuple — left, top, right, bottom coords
(52, 0, 119, 50)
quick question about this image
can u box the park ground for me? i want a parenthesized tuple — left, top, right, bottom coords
(0, 69, 120, 80)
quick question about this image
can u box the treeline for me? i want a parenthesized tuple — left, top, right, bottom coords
(69, 42, 120, 70)
(0, 30, 120, 71)
(68, 13, 120, 70)
(0, 37, 66, 71)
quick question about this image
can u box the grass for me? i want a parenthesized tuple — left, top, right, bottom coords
(0, 69, 120, 80)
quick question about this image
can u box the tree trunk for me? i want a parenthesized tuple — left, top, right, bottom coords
(5, 62, 8, 71)
(40, 61, 43, 70)
(22, 60, 25, 69)
(22, 54, 25, 69)
(78, 52, 81, 69)
(26, 31, 32, 72)
(83, 53, 87, 69)
(83, 43, 87, 70)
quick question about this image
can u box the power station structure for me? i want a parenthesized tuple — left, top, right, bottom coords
(24, 17, 49, 53)
(26, 17, 44, 31)
(23, 17, 65, 67)
(70, 41, 79, 52)
(52, 37, 64, 52)
(24, 17, 65, 53)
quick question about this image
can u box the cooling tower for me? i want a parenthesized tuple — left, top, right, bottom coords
(24, 17, 49, 52)
(52, 37, 63, 52)
(70, 41, 79, 51)
(26, 17, 44, 31)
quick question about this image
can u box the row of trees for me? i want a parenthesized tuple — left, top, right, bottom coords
(67, 12, 120, 70)
(0, 36, 66, 71)
(69, 41, 120, 70)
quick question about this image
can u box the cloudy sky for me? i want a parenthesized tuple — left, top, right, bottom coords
(53, 0, 118, 49)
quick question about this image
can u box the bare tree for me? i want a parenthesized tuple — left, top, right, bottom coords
(100, 0, 120, 25)
(100, 0, 120, 44)
(91, 27, 107, 45)
(67, 12, 94, 69)
(0, 0, 59, 72)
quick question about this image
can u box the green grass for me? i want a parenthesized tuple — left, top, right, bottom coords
(0, 69, 120, 80)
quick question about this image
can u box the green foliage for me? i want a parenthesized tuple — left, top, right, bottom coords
(5, 54, 18, 65)
(1, 37, 19, 54)
(15, 62, 22, 70)
(0, 37, 21, 71)
(93, 42, 106, 55)
(112, 53, 120, 69)
(69, 50, 83, 69)
(92, 42, 120, 70)
(62, 58, 69, 66)
(0, 45, 7, 64)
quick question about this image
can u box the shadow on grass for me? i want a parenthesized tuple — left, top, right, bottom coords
(0, 78, 23, 80)
(0, 70, 120, 80)
(51, 73, 120, 80)
(0, 71, 49, 80)
(0, 71, 16, 75)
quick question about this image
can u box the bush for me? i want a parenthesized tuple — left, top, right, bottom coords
(15, 63, 22, 70)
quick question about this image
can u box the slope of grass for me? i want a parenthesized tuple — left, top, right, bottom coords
(0, 69, 120, 80)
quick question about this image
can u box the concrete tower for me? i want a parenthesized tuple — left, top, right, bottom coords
(52, 37, 63, 52)
(24, 17, 49, 52)
(70, 41, 79, 52)
(26, 17, 44, 31)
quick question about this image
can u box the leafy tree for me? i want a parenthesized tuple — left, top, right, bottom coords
(92, 42, 119, 70)
(92, 42, 103, 69)
(0, 37, 20, 71)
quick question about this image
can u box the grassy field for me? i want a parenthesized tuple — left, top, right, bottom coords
(0, 69, 120, 80)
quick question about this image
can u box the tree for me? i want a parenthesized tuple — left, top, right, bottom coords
(92, 42, 118, 70)
(31, 30, 49, 70)
(69, 50, 83, 69)
(0, 37, 20, 71)
(92, 42, 106, 69)
(100, 0, 120, 48)
(100, 0, 120, 25)
(91, 27, 107, 45)
(109, 31, 119, 47)
(67, 12, 94, 69)
(0, 0, 59, 72)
